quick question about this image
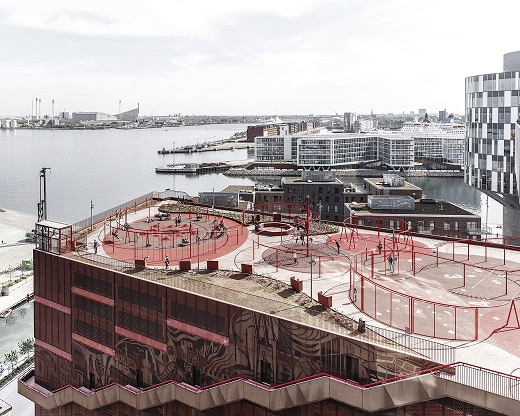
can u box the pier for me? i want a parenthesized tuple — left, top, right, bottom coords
(158, 139, 251, 154)
(156, 159, 253, 174)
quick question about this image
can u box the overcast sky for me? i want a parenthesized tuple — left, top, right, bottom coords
(0, 0, 519, 117)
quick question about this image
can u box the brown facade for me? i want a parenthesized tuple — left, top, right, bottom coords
(246, 124, 280, 142)
(352, 213, 481, 240)
(282, 181, 345, 222)
(33, 249, 437, 414)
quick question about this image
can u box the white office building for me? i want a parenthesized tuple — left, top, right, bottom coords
(465, 50, 520, 238)
(255, 132, 461, 170)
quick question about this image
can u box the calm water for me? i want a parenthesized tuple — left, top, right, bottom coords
(0, 124, 255, 223)
(0, 125, 502, 227)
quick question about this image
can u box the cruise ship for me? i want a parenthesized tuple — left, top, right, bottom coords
(400, 120, 465, 135)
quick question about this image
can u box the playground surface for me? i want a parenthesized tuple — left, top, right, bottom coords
(88, 200, 520, 374)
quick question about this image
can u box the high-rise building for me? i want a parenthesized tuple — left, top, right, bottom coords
(465, 50, 520, 237)
(343, 112, 356, 132)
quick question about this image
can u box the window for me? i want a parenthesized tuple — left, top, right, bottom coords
(260, 360, 272, 385)
(136, 369, 143, 388)
(444, 222, 450, 231)
(193, 366, 201, 387)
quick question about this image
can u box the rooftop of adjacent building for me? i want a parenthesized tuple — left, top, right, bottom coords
(364, 176, 421, 191)
(347, 198, 478, 217)
(281, 176, 344, 185)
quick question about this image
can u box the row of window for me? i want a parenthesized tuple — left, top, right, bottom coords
(118, 286, 163, 312)
(74, 272, 113, 298)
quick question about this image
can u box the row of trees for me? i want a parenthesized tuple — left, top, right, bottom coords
(0, 338, 34, 375)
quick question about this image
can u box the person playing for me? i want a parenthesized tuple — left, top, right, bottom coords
(388, 254, 394, 272)
(293, 252, 298, 265)
(165, 255, 169, 270)
(93, 240, 98, 254)
(377, 240, 383, 254)
(335, 239, 340, 254)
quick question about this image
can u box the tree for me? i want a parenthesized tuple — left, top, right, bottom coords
(4, 351, 18, 372)
(18, 338, 34, 360)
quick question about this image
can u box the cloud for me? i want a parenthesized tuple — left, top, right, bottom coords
(0, 0, 334, 38)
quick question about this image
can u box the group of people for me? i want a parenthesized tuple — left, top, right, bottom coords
(209, 219, 227, 239)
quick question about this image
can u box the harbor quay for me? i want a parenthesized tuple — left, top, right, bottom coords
(0, 208, 37, 416)
(15, 191, 520, 415)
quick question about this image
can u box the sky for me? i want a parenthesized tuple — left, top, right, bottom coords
(0, 0, 519, 117)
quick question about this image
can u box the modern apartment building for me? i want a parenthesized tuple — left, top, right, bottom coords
(343, 112, 356, 132)
(255, 131, 464, 170)
(465, 50, 520, 238)
(413, 134, 465, 166)
(246, 121, 319, 142)
(255, 134, 417, 170)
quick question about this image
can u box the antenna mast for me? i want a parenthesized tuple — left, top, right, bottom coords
(37, 167, 51, 221)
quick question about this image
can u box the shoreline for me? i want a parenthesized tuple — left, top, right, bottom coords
(224, 168, 464, 179)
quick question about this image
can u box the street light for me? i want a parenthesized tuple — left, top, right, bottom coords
(90, 200, 94, 231)
(317, 199, 323, 223)
(197, 235, 201, 272)
(309, 253, 314, 300)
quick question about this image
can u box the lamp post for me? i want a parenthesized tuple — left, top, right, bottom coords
(318, 199, 323, 223)
(309, 253, 313, 299)
(197, 234, 201, 272)
(212, 188, 215, 213)
(90, 200, 94, 231)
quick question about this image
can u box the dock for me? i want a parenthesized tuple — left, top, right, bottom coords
(155, 159, 254, 175)
(157, 140, 251, 154)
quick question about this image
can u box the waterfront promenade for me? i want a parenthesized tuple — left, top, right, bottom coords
(0, 208, 36, 416)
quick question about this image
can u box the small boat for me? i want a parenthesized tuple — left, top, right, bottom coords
(0, 309, 12, 318)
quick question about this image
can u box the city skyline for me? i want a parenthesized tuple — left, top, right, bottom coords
(0, 0, 519, 116)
